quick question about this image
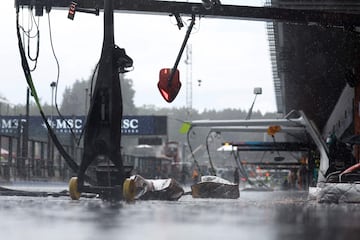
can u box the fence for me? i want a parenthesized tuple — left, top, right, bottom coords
(0, 134, 83, 182)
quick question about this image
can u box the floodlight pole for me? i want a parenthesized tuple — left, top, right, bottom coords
(246, 88, 262, 120)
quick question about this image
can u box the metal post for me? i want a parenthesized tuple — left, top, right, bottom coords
(85, 88, 89, 115)
(246, 88, 262, 120)
(21, 88, 30, 179)
(354, 83, 360, 162)
(49, 82, 56, 177)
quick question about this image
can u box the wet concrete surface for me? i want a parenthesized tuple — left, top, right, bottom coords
(1, 183, 360, 240)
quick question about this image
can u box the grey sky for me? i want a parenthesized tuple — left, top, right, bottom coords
(1, 0, 276, 113)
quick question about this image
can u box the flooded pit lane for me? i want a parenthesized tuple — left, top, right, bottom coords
(1, 184, 360, 240)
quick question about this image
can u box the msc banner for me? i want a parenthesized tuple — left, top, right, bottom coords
(121, 116, 167, 135)
(0, 115, 167, 137)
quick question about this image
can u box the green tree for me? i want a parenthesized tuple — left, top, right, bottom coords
(60, 73, 137, 115)
(120, 75, 137, 115)
(60, 79, 88, 115)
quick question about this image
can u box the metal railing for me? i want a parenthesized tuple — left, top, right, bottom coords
(0, 134, 83, 182)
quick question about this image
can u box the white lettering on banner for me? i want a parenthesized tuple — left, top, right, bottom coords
(1, 119, 19, 129)
(130, 119, 138, 129)
(75, 119, 82, 129)
(122, 119, 139, 133)
(56, 119, 82, 129)
(56, 119, 67, 129)
(0, 118, 27, 134)
(2, 119, 12, 128)
(122, 119, 139, 129)
(42, 118, 84, 132)
(1, 117, 85, 134)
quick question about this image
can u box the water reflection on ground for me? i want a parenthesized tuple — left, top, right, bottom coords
(1, 185, 360, 240)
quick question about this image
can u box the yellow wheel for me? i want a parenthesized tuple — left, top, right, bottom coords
(69, 177, 81, 200)
(123, 178, 135, 202)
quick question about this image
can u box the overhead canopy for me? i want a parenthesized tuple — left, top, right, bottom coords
(269, 0, 360, 130)
(186, 110, 330, 182)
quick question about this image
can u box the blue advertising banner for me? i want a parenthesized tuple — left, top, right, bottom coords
(0, 115, 167, 137)
(121, 116, 167, 135)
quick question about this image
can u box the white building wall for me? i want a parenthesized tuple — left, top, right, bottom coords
(322, 85, 354, 139)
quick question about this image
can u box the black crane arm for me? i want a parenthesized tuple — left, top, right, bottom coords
(16, 0, 360, 28)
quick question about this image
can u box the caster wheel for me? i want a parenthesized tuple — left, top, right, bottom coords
(69, 177, 81, 200)
(123, 178, 135, 202)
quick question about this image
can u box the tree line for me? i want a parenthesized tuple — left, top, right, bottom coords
(0, 74, 280, 146)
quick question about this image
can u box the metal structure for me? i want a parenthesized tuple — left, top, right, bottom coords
(188, 110, 330, 184)
(15, 0, 360, 26)
(74, 0, 130, 199)
(245, 87, 262, 120)
(16, 0, 133, 200)
(268, 0, 360, 129)
(15, 0, 360, 199)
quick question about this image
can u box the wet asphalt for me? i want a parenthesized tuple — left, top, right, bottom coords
(1, 184, 360, 240)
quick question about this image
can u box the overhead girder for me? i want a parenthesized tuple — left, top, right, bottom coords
(16, 0, 360, 28)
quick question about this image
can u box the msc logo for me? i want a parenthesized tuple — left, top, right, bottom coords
(122, 118, 139, 134)
(0, 118, 26, 133)
(1, 118, 20, 129)
(42, 118, 83, 133)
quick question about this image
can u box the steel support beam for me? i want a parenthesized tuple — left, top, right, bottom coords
(190, 117, 305, 128)
(16, 0, 360, 27)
